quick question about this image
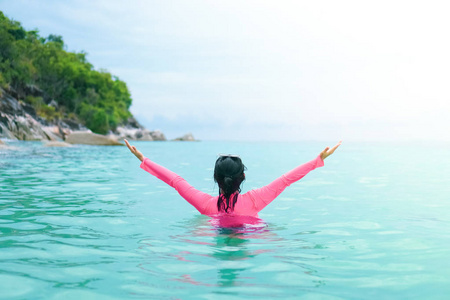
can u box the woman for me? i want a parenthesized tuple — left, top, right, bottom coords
(125, 140, 341, 217)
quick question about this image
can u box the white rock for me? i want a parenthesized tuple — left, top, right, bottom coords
(43, 141, 72, 147)
(65, 132, 123, 146)
(173, 133, 196, 141)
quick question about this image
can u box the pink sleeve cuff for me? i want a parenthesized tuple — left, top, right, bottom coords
(140, 157, 149, 169)
(316, 155, 325, 168)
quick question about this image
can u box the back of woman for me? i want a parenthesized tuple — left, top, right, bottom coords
(128, 140, 339, 218)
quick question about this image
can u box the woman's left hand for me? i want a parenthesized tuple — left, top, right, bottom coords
(320, 141, 342, 161)
(124, 139, 144, 162)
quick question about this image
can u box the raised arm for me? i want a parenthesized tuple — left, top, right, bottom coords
(124, 139, 144, 161)
(245, 141, 341, 212)
(125, 139, 213, 213)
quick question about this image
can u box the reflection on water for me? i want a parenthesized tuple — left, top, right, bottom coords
(208, 215, 271, 288)
(1, 141, 450, 299)
(138, 214, 324, 294)
(214, 233, 251, 287)
(212, 223, 279, 288)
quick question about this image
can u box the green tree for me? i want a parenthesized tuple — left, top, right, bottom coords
(0, 11, 135, 134)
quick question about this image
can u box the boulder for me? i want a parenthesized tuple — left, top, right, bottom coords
(150, 130, 167, 141)
(61, 118, 87, 131)
(65, 131, 123, 146)
(113, 127, 148, 141)
(135, 130, 154, 141)
(0, 121, 17, 140)
(42, 126, 64, 140)
(125, 116, 143, 129)
(0, 91, 24, 116)
(1, 89, 52, 140)
(173, 133, 196, 141)
(113, 127, 168, 141)
(0, 113, 51, 140)
(0, 139, 5, 145)
(41, 126, 61, 141)
(20, 101, 38, 118)
(44, 141, 72, 147)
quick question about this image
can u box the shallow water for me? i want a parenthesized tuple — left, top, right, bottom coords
(1, 140, 449, 299)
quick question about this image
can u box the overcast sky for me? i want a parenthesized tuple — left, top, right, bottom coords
(1, 0, 449, 141)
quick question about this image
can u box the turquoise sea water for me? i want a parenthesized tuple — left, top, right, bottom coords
(1, 140, 449, 299)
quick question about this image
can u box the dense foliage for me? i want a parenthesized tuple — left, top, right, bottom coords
(0, 11, 132, 134)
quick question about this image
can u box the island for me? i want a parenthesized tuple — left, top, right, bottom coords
(0, 11, 192, 145)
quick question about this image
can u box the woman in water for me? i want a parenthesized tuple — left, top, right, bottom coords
(125, 140, 341, 217)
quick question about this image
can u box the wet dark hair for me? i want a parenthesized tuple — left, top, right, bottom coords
(214, 156, 246, 213)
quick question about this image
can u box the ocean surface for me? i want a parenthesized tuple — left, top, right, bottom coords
(1, 140, 449, 299)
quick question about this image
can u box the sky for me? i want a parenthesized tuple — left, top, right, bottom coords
(1, 0, 449, 141)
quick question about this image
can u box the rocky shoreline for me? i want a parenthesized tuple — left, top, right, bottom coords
(0, 88, 194, 145)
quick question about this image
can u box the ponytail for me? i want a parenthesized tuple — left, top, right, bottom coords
(217, 176, 240, 213)
(223, 176, 233, 195)
(214, 156, 246, 213)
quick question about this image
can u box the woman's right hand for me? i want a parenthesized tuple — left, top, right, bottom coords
(124, 139, 144, 162)
(320, 141, 342, 161)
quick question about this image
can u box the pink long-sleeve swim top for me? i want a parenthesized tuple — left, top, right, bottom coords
(140, 155, 324, 217)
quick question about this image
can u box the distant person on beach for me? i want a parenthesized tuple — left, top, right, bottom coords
(125, 140, 341, 217)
